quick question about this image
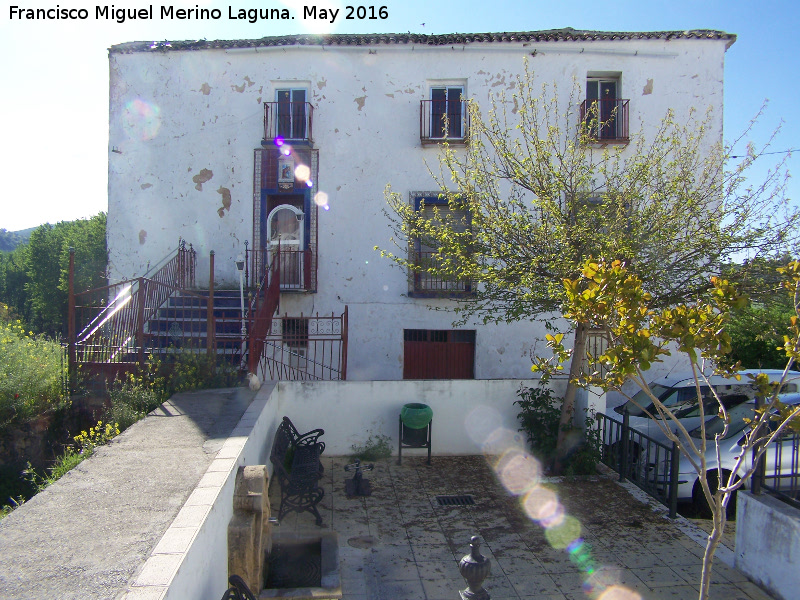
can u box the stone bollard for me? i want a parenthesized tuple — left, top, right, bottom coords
(458, 535, 491, 600)
(228, 465, 272, 595)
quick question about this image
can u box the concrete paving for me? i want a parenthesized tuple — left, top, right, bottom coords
(274, 455, 776, 600)
(0, 386, 257, 600)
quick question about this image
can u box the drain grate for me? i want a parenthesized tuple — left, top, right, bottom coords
(436, 494, 475, 507)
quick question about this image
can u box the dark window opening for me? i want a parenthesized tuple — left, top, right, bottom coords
(431, 87, 464, 139)
(277, 89, 307, 140)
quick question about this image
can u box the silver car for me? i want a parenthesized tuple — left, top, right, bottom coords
(674, 393, 800, 514)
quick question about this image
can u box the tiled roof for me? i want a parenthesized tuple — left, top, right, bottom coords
(109, 28, 736, 54)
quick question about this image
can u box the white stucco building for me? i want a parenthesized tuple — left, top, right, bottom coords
(107, 29, 735, 381)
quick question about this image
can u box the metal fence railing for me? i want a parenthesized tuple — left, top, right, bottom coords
(753, 430, 800, 510)
(255, 311, 348, 381)
(596, 411, 680, 518)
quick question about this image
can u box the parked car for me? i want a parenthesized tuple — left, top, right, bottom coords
(611, 369, 797, 441)
(672, 393, 800, 515)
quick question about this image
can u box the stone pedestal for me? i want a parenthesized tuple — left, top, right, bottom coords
(228, 465, 272, 595)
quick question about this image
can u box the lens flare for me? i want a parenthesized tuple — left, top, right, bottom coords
(464, 406, 503, 447)
(122, 98, 161, 141)
(522, 486, 562, 523)
(294, 164, 310, 181)
(306, 180, 314, 188)
(274, 136, 285, 147)
(597, 585, 642, 600)
(480, 426, 524, 457)
(314, 192, 329, 208)
(281, 144, 293, 156)
(544, 515, 582, 549)
(495, 449, 541, 496)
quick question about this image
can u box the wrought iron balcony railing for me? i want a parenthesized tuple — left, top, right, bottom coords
(420, 99, 469, 145)
(580, 98, 630, 143)
(263, 101, 314, 144)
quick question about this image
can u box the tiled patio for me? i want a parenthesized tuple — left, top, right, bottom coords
(270, 455, 775, 600)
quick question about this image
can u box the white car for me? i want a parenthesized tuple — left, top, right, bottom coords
(674, 393, 800, 514)
(611, 369, 796, 442)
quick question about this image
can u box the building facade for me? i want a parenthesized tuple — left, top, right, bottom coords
(107, 29, 735, 381)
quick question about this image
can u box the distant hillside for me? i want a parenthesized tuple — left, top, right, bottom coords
(0, 227, 36, 252)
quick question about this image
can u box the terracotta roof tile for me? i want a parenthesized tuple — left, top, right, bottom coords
(109, 28, 736, 54)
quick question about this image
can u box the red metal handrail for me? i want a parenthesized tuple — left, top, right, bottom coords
(247, 246, 281, 373)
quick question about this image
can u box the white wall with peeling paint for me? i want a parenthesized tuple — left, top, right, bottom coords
(108, 35, 729, 381)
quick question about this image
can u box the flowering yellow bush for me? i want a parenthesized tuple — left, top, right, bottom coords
(0, 310, 66, 425)
(74, 420, 120, 455)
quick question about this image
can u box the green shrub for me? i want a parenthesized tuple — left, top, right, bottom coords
(514, 383, 600, 475)
(350, 433, 392, 461)
(163, 348, 241, 395)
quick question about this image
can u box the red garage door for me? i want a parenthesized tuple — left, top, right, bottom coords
(403, 329, 475, 379)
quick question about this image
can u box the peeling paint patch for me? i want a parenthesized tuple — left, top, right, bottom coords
(140, 183, 152, 190)
(138, 230, 147, 245)
(354, 96, 366, 110)
(217, 186, 232, 217)
(199, 83, 211, 95)
(642, 79, 654, 95)
(244, 76, 254, 87)
(317, 78, 327, 90)
(192, 168, 213, 190)
(385, 93, 394, 98)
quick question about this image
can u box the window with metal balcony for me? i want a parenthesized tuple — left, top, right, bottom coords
(420, 87, 468, 145)
(410, 193, 472, 297)
(263, 89, 314, 144)
(581, 78, 629, 143)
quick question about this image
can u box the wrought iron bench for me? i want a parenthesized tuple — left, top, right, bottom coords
(269, 416, 326, 525)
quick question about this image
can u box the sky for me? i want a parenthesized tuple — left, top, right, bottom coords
(1, 0, 797, 232)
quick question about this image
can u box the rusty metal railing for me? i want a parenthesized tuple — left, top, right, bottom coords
(68, 241, 197, 378)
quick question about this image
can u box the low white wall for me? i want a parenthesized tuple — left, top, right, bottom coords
(128, 377, 567, 600)
(267, 378, 569, 457)
(735, 491, 800, 600)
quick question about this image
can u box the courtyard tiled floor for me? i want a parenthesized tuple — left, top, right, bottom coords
(269, 455, 774, 600)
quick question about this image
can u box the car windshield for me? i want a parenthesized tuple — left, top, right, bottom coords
(692, 403, 755, 440)
(616, 384, 675, 417)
